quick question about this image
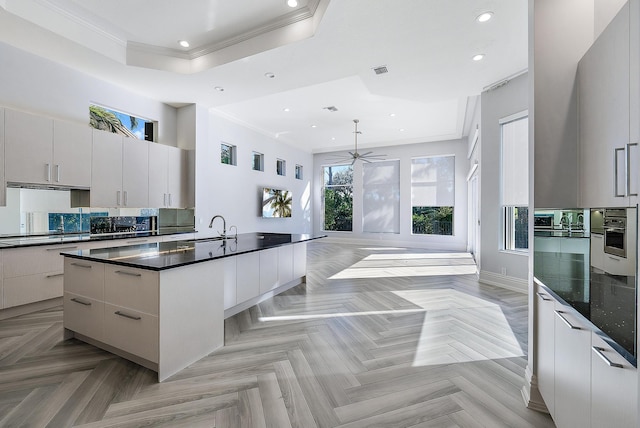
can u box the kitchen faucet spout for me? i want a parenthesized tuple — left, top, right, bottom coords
(208, 215, 227, 238)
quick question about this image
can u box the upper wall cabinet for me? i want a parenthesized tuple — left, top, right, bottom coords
(149, 144, 187, 208)
(91, 130, 149, 208)
(0, 108, 5, 207)
(578, 2, 638, 207)
(4, 109, 91, 188)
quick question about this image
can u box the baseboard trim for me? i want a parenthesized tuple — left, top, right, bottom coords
(521, 364, 550, 414)
(479, 270, 527, 293)
(224, 277, 304, 319)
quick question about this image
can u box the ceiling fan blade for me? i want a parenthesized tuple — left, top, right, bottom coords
(359, 151, 373, 157)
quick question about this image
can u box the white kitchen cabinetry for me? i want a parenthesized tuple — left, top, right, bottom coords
(553, 304, 591, 428)
(578, 3, 638, 207)
(223, 257, 237, 310)
(236, 252, 260, 303)
(91, 130, 123, 207)
(91, 130, 149, 207)
(293, 242, 307, 279)
(590, 234, 605, 272)
(2, 242, 82, 308)
(5, 110, 91, 188)
(259, 248, 279, 294)
(149, 144, 187, 208)
(590, 333, 638, 427)
(535, 284, 556, 417)
(278, 245, 294, 286)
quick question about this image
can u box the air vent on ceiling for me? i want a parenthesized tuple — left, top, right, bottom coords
(373, 65, 388, 75)
(323, 106, 338, 112)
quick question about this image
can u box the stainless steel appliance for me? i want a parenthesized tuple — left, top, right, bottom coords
(534, 213, 554, 229)
(604, 208, 627, 258)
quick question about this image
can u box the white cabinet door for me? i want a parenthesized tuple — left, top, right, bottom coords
(236, 252, 260, 303)
(91, 130, 123, 207)
(63, 292, 105, 341)
(167, 146, 185, 208)
(553, 305, 591, 428)
(5, 109, 53, 185)
(223, 257, 237, 310)
(293, 242, 307, 279)
(53, 120, 92, 188)
(278, 245, 294, 286)
(578, 3, 631, 207)
(104, 265, 158, 315)
(122, 137, 149, 208)
(603, 253, 635, 276)
(148, 142, 169, 208)
(535, 287, 556, 417)
(104, 302, 159, 363)
(4, 272, 63, 307)
(64, 258, 104, 300)
(259, 248, 279, 294)
(590, 333, 637, 428)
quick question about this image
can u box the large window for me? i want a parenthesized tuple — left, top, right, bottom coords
(89, 104, 154, 141)
(323, 165, 353, 231)
(501, 113, 529, 251)
(411, 156, 455, 235)
(363, 160, 400, 233)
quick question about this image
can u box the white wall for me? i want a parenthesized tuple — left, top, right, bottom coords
(0, 42, 178, 146)
(313, 138, 468, 250)
(194, 113, 313, 238)
(479, 72, 529, 291)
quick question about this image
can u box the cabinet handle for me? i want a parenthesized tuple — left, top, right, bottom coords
(46, 246, 78, 251)
(46, 273, 64, 278)
(608, 256, 620, 262)
(117, 191, 121, 206)
(70, 297, 91, 306)
(592, 346, 624, 368)
(168, 193, 172, 206)
(626, 143, 637, 196)
(115, 311, 141, 320)
(614, 147, 626, 197)
(55, 164, 61, 183)
(554, 310, 581, 329)
(164, 193, 167, 207)
(70, 262, 92, 269)
(536, 292, 552, 301)
(124, 190, 128, 206)
(115, 270, 142, 277)
(45, 163, 51, 182)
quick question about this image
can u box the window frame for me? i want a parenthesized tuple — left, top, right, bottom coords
(252, 151, 264, 172)
(410, 155, 455, 236)
(276, 158, 286, 176)
(322, 164, 354, 232)
(221, 143, 237, 166)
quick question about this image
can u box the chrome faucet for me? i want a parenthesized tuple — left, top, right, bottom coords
(208, 215, 226, 238)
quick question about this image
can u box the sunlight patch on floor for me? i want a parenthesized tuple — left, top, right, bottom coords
(392, 289, 525, 366)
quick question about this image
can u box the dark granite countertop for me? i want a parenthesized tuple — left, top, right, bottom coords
(0, 228, 196, 249)
(535, 249, 636, 366)
(534, 229, 588, 238)
(61, 232, 325, 271)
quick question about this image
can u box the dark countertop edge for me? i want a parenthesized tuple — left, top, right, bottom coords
(535, 279, 637, 368)
(0, 229, 197, 249)
(62, 234, 327, 272)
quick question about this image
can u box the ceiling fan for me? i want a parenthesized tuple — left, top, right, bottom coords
(328, 119, 386, 165)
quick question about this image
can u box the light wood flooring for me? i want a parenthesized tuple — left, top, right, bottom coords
(0, 241, 555, 427)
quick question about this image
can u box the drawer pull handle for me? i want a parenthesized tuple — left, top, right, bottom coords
(47, 246, 78, 251)
(127, 240, 147, 244)
(46, 273, 64, 278)
(536, 292, 551, 301)
(592, 346, 624, 368)
(115, 311, 141, 321)
(70, 298, 91, 306)
(70, 262, 92, 269)
(554, 310, 581, 329)
(114, 270, 142, 277)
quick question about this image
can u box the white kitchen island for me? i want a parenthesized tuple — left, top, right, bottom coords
(62, 233, 323, 381)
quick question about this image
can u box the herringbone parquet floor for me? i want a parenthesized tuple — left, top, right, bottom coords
(0, 241, 555, 427)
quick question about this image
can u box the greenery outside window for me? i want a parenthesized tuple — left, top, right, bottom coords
(221, 143, 237, 165)
(252, 152, 264, 171)
(323, 164, 353, 231)
(89, 104, 154, 141)
(411, 156, 455, 235)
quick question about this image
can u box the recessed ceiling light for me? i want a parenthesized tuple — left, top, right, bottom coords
(178, 40, 190, 48)
(214, 86, 224, 92)
(389, 113, 396, 117)
(264, 72, 275, 79)
(283, 108, 290, 112)
(311, 125, 317, 128)
(476, 11, 493, 22)
(287, 0, 298, 7)
(399, 128, 405, 132)
(472, 54, 485, 61)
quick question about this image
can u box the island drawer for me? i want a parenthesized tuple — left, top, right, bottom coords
(64, 258, 105, 300)
(104, 265, 159, 315)
(4, 272, 64, 307)
(64, 292, 104, 341)
(104, 303, 158, 363)
(4, 244, 81, 278)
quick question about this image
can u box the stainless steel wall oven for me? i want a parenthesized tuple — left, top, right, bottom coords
(604, 208, 627, 258)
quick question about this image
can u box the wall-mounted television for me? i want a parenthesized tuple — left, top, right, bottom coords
(262, 188, 292, 218)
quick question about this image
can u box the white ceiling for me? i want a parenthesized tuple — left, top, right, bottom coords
(0, 0, 528, 153)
